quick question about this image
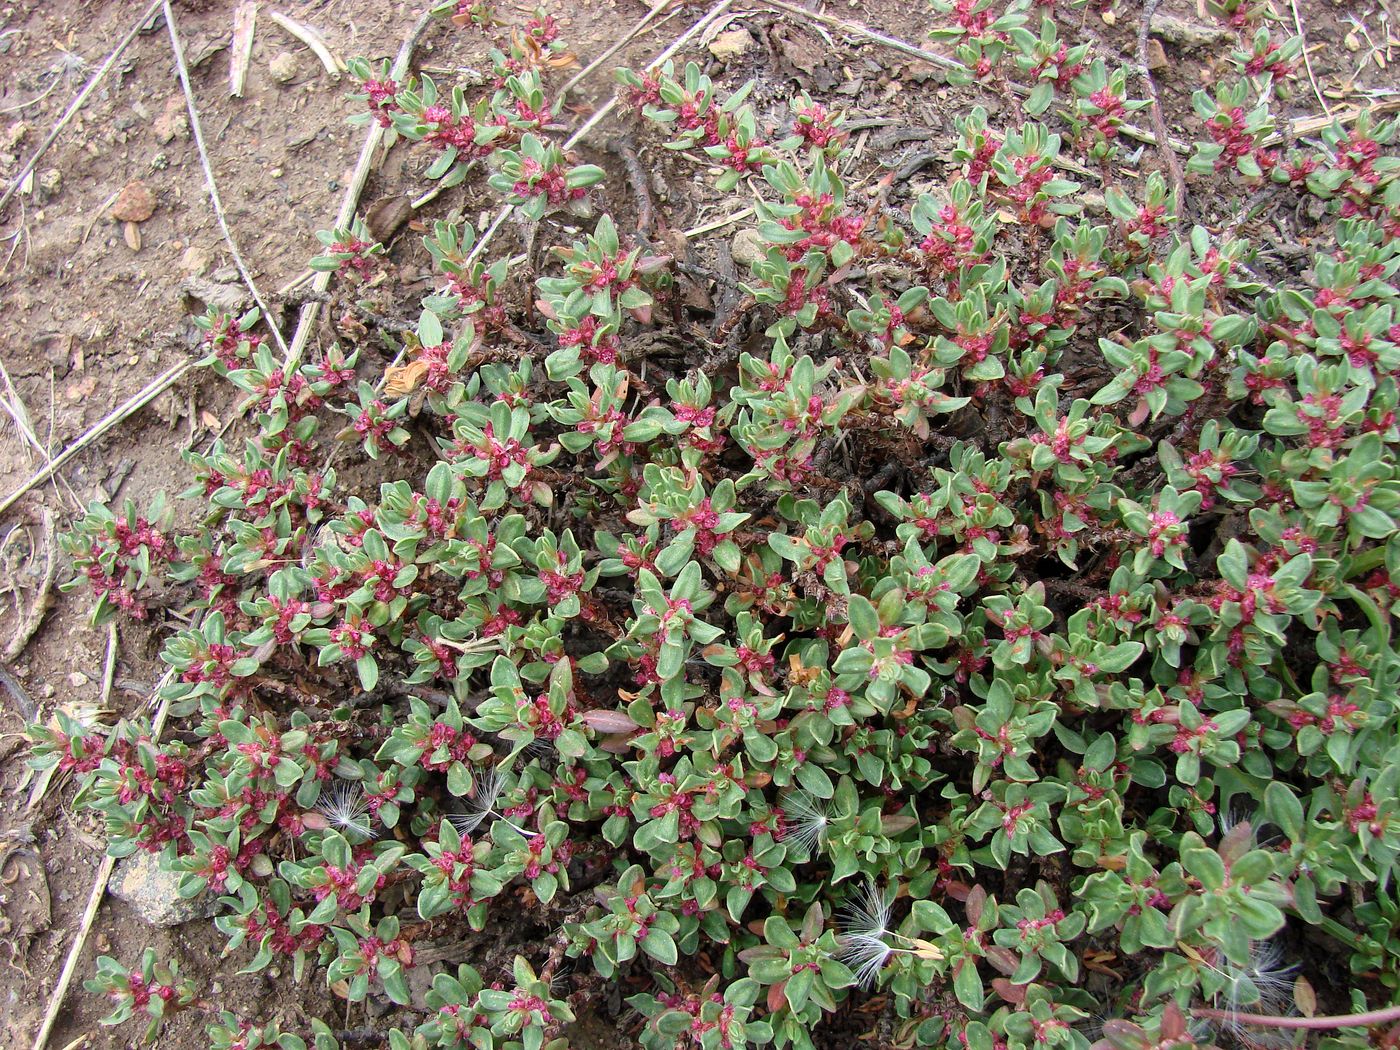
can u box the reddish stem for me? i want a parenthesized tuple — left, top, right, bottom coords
(1192, 1001, 1400, 1030)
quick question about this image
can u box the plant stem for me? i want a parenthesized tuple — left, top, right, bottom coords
(1193, 1001, 1400, 1029)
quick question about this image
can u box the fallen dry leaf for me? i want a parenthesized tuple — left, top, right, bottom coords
(384, 359, 429, 398)
(364, 195, 414, 243)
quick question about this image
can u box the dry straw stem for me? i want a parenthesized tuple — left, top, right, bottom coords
(30, 661, 182, 1050)
(1289, 0, 1333, 120)
(463, 0, 738, 271)
(230, 1, 258, 98)
(558, 0, 679, 96)
(1137, 0, 1188, 206)
(166, 0, 290, 357)
(0, 0, 164, 216)
(267, 10, 345, 76)
(0, 358, 83, 512)
(755, 0, 1194, 154)
(0, 360, 191, 518)
(1277, 96, 1400, 142)
(3, 507, 58, 661)
(1193, 999, 1400, 1029)
(759, 0, 962, 70)
(282, 8, 437, 372)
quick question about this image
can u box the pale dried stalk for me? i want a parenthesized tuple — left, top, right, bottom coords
(683, 206, 755, 238)
(0, 0, 164, 215)
(559, 0, 677, 96)
(0, 361, 191, 518)
(30, 663, 180, 1050)
(282, 9, 436, 371)
(230, 2, 258, 97)
(463, 0, 739, 269)
(0, 358, 83, 511)
(1289, 0, 1333, 120)
(166, 0, 289, 357)
(759, 0, 962, 71)
(267, 10, 345, 75)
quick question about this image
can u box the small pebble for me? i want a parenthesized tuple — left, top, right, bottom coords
(269, 51, 299, 84)
(67, 671, 89, 688)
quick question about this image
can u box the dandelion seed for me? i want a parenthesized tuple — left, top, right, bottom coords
(1207, 939, 1298, 1047)
(315, 780, 376, 841)
(448, 763, 531, 836)
(836, 880, 898, 988)
(833, 879, 942, 988)
(782, 790, 831, 857)
(523, 735, 554, 759)
(449, 764, 506, 835)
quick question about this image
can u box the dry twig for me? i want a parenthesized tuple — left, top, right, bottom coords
(683, 207, 755, 238)
(1290, 0, 1333, 119)
(559, 0, 677, 95)
(0, 360, 191, 518)
(267, 11, 344, 76)
(758, 0, 962, 70)
(282, 9, 436, 371)
(100, 623, 119, 708)
(30, 665, 181, 1050)
(605, 136, 656, 235)
(0, 359, 83, 511)
(230, 1, 258, 98)
(0, 0, 163, 216)
(166, 0, 289, 357)
(1137, 0, 1188, 208)
(3, 508, 57, 661)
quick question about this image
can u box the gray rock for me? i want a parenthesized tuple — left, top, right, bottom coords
(180, 276, 250, 314)
(408, 962, 440, 1010)
(269, 51, 299, 84)
(111, 851, 219, 927)
(731, 227, 767, 268)
(1151, 14, 1231, 48)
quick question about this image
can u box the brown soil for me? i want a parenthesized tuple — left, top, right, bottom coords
(0, 0, 1388, 1047)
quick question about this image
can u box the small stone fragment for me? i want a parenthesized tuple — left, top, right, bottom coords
(1145, 38, 1169, 71)
(152, 95, 188, 145)
(181, 276, 250, 313)
(66, 671, 88, 688)
(112, 851, 219, 926)
(110, 181, 156, 222)
(37, 169, 61, 198)
(708, 28, 752, 61)
(731, 227, 766, 268)
(123, 221, 142, 252)
(1150, 13, 1231, 47)
(180, 244, 212, 275)
(269, 51, 299, 84)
